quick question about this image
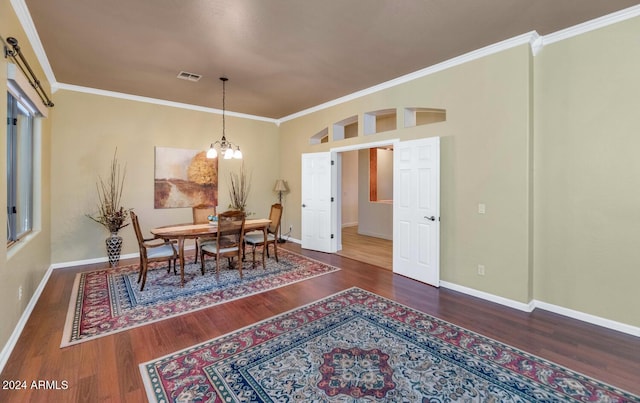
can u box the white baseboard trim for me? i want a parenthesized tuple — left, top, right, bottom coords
(1, 245, 200, 372)
(533, 300, 640, 338)
(0, 264, 54, 375)
(49, 252, 139, 269)
(4, 245, 636, 376)
(440, 281, 535, 312)
(356, 229, 393, 241)
(342, 222, 358, 228)
(440, 280, 640, 338)
(49, 245, 197, 270)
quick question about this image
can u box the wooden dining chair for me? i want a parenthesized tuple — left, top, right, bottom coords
(244, 203, 282, 264)
(130, 211, 178, 291)
(200, 210, 246, 278)
(192, 204, 216, 264)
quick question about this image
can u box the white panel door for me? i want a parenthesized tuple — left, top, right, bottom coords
(393, 137, 440, 286)
(301, 152, 333, 252)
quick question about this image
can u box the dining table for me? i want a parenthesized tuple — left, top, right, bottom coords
(150, 218, 271, 286)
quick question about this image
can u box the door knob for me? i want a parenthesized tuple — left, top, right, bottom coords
(424, 216, 436, 221)
(302, 204, 306, 208)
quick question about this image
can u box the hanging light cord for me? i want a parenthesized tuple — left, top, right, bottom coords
(206, 77, 242, 159)
(221, 77, 227, 142)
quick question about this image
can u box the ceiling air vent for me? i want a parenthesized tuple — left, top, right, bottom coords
(177, 71, 202, 82)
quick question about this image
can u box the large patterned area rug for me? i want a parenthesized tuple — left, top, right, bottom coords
(140, 287, 639, 402)
(61, 248, 339, 347)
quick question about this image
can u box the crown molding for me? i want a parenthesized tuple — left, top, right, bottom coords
(279, 4, 640, 123)
(279, 31, 537, 123)
(54, 83, 278, 123)
(529, 32, 544, 56)
(9, 0, 56, 85)
(11, 1, 640, 125)
(541, 4, 640, 47)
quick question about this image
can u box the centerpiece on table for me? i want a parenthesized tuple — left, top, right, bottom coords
(228, 162, 252, 215)
(86, 149, 132, 267)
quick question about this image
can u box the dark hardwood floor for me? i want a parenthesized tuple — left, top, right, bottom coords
(1, 243, 639, 402)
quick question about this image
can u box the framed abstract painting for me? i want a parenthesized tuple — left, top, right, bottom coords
(154, 147, 218, 208)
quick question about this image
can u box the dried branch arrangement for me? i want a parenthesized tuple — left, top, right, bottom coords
(228, 162, 251, 212)
(87, 149, 132, 233)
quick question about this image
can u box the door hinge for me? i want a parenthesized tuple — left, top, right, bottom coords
(331, 197, 334, 202)
(331, 234, 334, 239)
(331, 160, 335, 165)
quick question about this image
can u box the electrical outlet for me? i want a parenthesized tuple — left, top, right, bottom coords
(477, 265, 485, 276)
(18, 286, 23, 301)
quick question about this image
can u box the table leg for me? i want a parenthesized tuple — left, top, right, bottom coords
(178, 237, 185, 286)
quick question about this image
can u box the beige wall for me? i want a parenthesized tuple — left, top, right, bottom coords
(279, 44, 534, 304)
(50, 90, 280, 263)
(1, 0, 52, 350)
(534, 17, 640, 326)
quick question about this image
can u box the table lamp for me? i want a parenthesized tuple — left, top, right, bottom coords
(273, 179, 288, 242)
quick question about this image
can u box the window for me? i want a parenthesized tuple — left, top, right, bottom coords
(6, 91, 35, 244)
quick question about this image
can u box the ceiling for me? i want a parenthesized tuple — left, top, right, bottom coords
(22, 0, 640, 119)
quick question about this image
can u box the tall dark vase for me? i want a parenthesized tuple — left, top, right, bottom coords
(106, 232, 123, 267)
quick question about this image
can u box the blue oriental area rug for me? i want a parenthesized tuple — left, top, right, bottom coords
(139, 287, 639, 402)
(61, 248, 339, 347)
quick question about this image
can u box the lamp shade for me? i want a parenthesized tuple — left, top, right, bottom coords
(274, 179, 288, 192)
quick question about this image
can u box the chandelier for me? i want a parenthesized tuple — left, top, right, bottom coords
(206, 77, 242, 159)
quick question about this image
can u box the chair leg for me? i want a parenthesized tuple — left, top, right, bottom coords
(137, 264, 143, 283)
(237, 251, 243, 278)
(273, 241, 278, 262)
(167, 257, 178, 274)
(200, 250, 206, 275)
(215, 253, 221, 280)
(194, 240, 199, 264)
(139, 263, 148, 291)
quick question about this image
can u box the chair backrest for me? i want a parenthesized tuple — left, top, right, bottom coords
(130, 211, 145, 249)
(268, 203, 283, 235)
(216, 210, 246, 247)
(193, 204, 217, 224)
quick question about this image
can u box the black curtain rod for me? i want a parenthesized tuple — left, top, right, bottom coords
(4, 36, 54, 108)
